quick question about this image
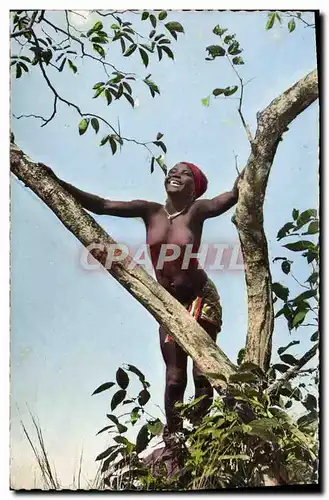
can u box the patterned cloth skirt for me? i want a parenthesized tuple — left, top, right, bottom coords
(165, 278, 222, 343)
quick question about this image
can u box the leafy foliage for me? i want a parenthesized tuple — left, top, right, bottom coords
(93, 358, 318, 490)
(10, 9, 184, 174)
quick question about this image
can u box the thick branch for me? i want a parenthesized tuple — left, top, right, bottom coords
(267, 344, 318, 395)
(233, 69, 318, 371)
(10, 143, 236, 389)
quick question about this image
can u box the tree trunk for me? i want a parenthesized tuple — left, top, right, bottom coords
(233, 69, 318, 372)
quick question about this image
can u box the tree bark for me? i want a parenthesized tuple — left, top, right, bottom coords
(10, 142, 236, 389)
(233, 69, 318, 372)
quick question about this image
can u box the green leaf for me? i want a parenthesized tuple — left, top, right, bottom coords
(272, 363, 290, 373)
(19, 61, 29, 72)
(228, 41, 242, 55)
(303, 394, 317, 411)
(138, 389, 150, 406)
(101, 449, 121, 473)
(16, 63, 22, 78)
(109, 136, 118, 155)
(93, 43, 105, 58)
(113, 435, 130, 445)
(304, 220, 319, 234)
(237, 348, 246, 366)
(224, 85, 239, 96)
(19, 55, 31, 63)
(91, 36, 108, 44)
(150, 157, 155, 174)
(201, 95, 210, 107)
(266, 12, 276, 30)
(92, 381, 115, 395)
(106, 414, 119, 424)
(116, 423, 128, 434)
(153, 140, 167, 153)
(275, 13, 282, 23)
(149, 29, 156, 39)
(58, 57, 66, 72)
(272, 282, 289, 302)
(116, 367, 129, 390)
(292, 310, 307, 328)
(280, 354, 298, 366)
(93, 21, 103, 32)
(96, 425, 114, 435)
(78, 118, 89, 136)
(206, 45, 226, 58)
(247, 418, 280, 441)
(281, 260, 291, 275)
(224, 34, 235, 44)
(150, 14, 157, 28)
(120, 37, 126, 53)
(141, 11, 149, 21)
(124, 364, 146, 384)
(232, 56, 244, 65)
(91, 118, 99, 134)
(293, 289, 317, 303)
(288, 19, 296, 33)
(277, 222, 295, 240)
(123, 81, 132, 94)
(238, 362, 265, 377)
(96, 445, 118, 461)
(111, 389, 126, 411)
(93, 81, 105, 89)
(93, 87, 103, 99)
(158, 11, 167, 21)
(160, 45, 174, 60)
(135, 424, 150, 454)
(213, 25, 228, 36)
(124, 44, 137, 57)
(205, 372, 228, 383)
(310, 331, 318, 342)
(148, 419, 163, 436)
(156, 132, 163, 140)
(100, 135, 109, 146)
(278, 340, 300, 356)
(123, 93, 134, 107)
(165, 21, 184, 33)
(139, 48, 149, 67)
(283, 240, 315, 252)
(229, 372, 258, 383)
(295, 209, 317, 229)
(105, 89, 112, 106)
(292, 208, 299, 220)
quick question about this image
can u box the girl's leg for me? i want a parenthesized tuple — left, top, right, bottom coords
(159, 326, 188, 433)
(192, 319, 218, 422)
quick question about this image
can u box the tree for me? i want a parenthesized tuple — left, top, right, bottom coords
(10, 10, 319, 488)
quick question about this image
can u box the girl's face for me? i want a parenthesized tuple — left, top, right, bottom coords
(164, 163, 195, 199)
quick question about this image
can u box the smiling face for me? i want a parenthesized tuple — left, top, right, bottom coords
(164, 163, 195, 199)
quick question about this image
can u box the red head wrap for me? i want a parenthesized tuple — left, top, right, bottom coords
(181, 162, 208, 199)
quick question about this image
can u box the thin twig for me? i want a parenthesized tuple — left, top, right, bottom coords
(225, 53, 253, 143)
(286, 12, 316, 29)
(233, 151, 240, 175)
(267, 343, 318, 395)
(42, 16, 127, 75)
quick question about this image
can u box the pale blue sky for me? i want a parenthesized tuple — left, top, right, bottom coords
(10, 10, 318, 488)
